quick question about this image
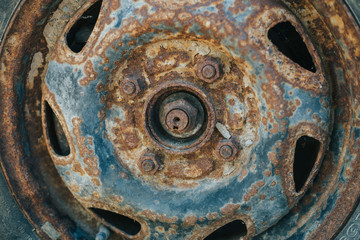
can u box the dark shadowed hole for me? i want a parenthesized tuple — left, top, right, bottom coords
(89, 208, 141, 236)
(205, 220, 247, 240)
(293, 136, 321, 192)
(66, 0, 102, 53)
(268, 21, 316, 73)
(44, 102, 70, 156)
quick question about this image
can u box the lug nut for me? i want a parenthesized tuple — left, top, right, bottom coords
(139, 152, 161, 174)
(141, 159, 156, 172)
(197, 57, 223, 83)
(215, 139, 239, 161)
(165, 109, 189, 132)
(123, 82, 137, 95)
(201, 64, 216, 79)
(220, 145, 233, 159)
(120, 75, 145, 98)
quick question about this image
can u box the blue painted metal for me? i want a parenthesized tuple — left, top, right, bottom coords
(42, 0, 339, 239)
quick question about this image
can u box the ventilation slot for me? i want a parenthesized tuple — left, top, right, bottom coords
(90, 208, 141, 236)
(66, 0, 102, 53)
(268, 21, 316, 73)
(205, 220, 247, 240)
(44, 102, 70, 156)
(293, 136, 321, 192)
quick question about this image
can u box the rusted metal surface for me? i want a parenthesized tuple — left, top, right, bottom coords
(40, 0, 331, 238)
(0, 0, 359, 240)
(215, 139, 239, 162)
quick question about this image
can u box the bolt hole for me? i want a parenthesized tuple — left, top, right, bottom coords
(293, 136, 321, 192)
(268, 21, 316, 73)
(89, 208, 141, 236)
(66, 0, 102, 53)
(44, 102, 70, 156)
(204, 220, 247, 240)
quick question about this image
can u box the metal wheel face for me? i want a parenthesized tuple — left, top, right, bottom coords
(0, 0, 359, 239)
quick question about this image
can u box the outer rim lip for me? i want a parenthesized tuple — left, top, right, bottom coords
(144, 81, 216, 154)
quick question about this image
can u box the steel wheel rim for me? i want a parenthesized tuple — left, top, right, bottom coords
(0, 0, 358, 239)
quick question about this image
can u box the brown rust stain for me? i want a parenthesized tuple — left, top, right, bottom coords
(145, 51, 190, 75)
(72, 117, 100, 180)
(182, 214, 197, 227)
(220, 203, 240, 216)
(79, 60, 98, 86)
(140, 210, 178, 224)
(243, 184, 259, 202)
(165, 158, 214, 179)
(206, 212, 218, 220)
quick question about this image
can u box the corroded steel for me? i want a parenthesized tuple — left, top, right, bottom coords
(197, 57, 223, 83)
(215, 139, 239, 162)
(0, 0, 359, 240)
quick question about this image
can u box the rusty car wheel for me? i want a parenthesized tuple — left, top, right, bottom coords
(0, 0, 359, 239)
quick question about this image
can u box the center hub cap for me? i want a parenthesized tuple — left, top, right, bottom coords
(145, 83, 213, 153)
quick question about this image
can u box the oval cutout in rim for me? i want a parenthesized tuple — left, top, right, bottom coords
(89, 208, 141, 236)
(268, 21, 316, 73)
(66, 0, 102, 53)
(204, 219, 247, 240)
(293, 136, 321, 192)
(44, 101, 70, 156)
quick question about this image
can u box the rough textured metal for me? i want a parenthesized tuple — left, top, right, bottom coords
(197, 57, 223, 83)
(41, 1, 331, 239)
(0, 0, 359, 239)
(215, 139, 239, 162)
(139, 152, 161, 175)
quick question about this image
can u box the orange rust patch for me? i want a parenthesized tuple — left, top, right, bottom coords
(72, 162, 85, 176)
(165, 158, 214, 179)
(238, 168, 249, 182)
(79, 60, 98, 86)
(123, 130, 140, 149)
(108, 195, 123, 204)
(183, 215, 197, 227)
(268, 152, 279, 166)
(92, 191, 101, 199)
(84, 156, 100, 176)
(206, 212, 218, 220)
(264, 170, 271, 177)
(220, 203, 240, 216)
(140, 210, 178, 223)
(91, 178, 100, 186)
(72, 118, 93, 157)
(243, 184, 258, 202)
(256, 180, 265, 187)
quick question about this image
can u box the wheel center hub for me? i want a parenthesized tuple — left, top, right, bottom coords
(160, 92, 204, 138)
(145, 83, 213, 153)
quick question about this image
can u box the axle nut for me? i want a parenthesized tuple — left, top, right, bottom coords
(162, 99, 199, 134)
